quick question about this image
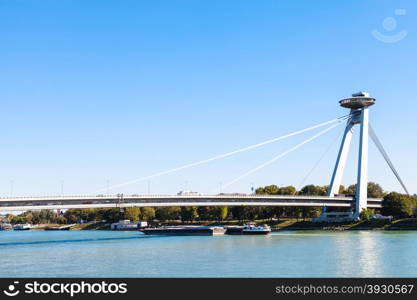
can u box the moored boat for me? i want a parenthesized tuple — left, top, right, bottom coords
(13, 223, 32, 230)
(225, 223, 271, 235)
(242, 223, 271, 235)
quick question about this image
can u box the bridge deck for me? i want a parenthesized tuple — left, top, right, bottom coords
(0, 195, 382, 211)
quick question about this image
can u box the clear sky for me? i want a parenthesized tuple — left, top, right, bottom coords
(1, 0, 416, 197)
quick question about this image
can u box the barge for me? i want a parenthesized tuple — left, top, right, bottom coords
(141, 226, 225, 236)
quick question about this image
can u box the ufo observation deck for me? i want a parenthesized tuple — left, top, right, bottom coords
(339, 92, 375, 109)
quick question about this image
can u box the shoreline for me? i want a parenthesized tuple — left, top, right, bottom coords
(4, 218, 417, 232)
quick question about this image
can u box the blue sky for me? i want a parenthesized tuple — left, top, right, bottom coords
(1, 0, 416, 196)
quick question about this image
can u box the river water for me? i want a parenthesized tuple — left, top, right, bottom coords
(1, 230, 417, 277)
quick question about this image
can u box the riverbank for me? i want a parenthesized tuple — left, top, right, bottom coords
(271, 218, 417, 231)
(30, 221, 110, 231)
(19, 218, 417, 231)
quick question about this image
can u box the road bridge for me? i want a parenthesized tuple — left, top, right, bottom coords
(0, 194, 383, 211)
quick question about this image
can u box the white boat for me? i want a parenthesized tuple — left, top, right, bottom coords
(242, 223, 271, 235)
(13, 223, 32, 230)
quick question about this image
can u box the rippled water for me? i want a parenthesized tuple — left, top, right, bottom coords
(1, 230, 417, 277)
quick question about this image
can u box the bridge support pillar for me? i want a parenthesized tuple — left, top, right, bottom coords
(325, 107, 369, 219)
(319, 92, 375, 221)
(355, 107, 369, 218)
(327, 116, 354, 198)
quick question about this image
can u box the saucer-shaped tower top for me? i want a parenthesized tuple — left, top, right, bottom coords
(339, 92, 375, 109)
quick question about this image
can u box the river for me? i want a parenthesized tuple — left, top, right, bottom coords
(1, 230, 417, 277)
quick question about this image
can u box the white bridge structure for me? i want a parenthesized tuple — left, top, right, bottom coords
(0, 194, 383, 212)
(0, 92, 408, 220)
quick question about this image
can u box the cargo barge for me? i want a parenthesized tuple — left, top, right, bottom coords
(141, 226, 225, 236)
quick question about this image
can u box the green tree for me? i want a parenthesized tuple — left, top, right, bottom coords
(123, 207, 140, 221)
(302, 207, 321, 219)
(278, 186, 297, 195)
(197, 206, 212, 220)
(285, 207, 303, 220)
(346, 182, 384, 198)
(243, 207, 263, 220)
(11, 215, 27, 224)
(211, 206, 228, 221)
(382, 192, 416, 218)
(101, 208, 122, 223)
(140, 207, 156, 221)
(272, 207, 285, 220)
(180, 207, 198, 222)
(367, 182, 384, 198)
(230, 206, 247, 221)
(299, 185, 326, 196)
(56, 216, 67, 224)
(255, 185, 296, 195)
(256, 185, 279, 195)
(346, 184, 356, 195)
(360, 208, 374, 221)
(156, 207, 181, 221)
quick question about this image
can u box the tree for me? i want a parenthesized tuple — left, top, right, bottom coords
(367, 182, 384, 198)
(346, 182, 384, 198)
(256, 185, 279, 195)
(286, 207, 303, 220)
(243, 207, 264, 220)
(211, 206, 228, 221)
(346, 184, 356, 195)
(382, 192, 416, 218)
(123, 207, 140, 221)
(302, 207, 321, 219)
(230, 206, 246, 221)
(155, 207, 181, 221)
(278, 186, 297, 195)
(180, 207, 198, 222)
(11, 215, 27, 224)
(299, 185, 326, 196)
(260, 206, 275, 220)
(140, 207, 156, 221)
(56, 216, 67, 224)
(272, 207, 285, 220)
(255, 185, 296, 195)
(197, 206, 212, 220)
(101, 208, 122, 223)
(360, 208, 374, 221)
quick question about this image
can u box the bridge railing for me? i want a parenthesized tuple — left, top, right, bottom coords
(0, 194, 362, 199)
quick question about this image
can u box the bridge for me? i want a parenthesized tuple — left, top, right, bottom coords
(0, 194, 383, 211)
(1, 92, 408, 220)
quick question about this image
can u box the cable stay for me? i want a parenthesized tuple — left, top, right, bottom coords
(369, 124, 409, 195)
(296, 126, 344, 193)
(222, 122, 343, 190)
(93, 114, 351, 194)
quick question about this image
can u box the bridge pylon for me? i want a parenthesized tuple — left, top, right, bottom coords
(325, 92, 376, 219)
